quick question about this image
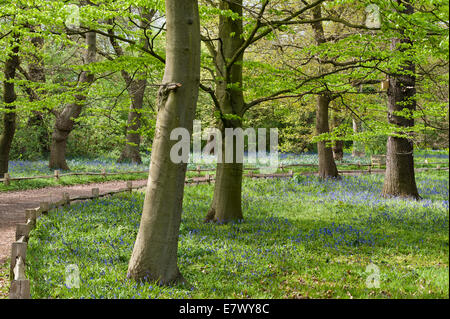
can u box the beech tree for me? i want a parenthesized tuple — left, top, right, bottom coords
(0, 33, 20, 178)
(381, 0, 419, 198)
(49, 31, 97, 170)
(127, 0, 201, 284)
(201, 0, 328, 223)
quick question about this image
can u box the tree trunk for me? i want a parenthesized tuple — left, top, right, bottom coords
(351, 117, 364, 157)
(127, 0, 200, 284)
(331, 112, 344, 161)
(311, 5, 339, 179)
(0, 37, 20, 178)
(27, 35, 49, 155)
(316, 94, 340, 179)
(49, 31, 96, 170)
(382, 1, 419, 199)
(205, 133, 243, 223)
(115, 10, 155, 164)
(332, 140, 344, 161)
(204, 0, 245, 223)
(118, 78, 146, 164)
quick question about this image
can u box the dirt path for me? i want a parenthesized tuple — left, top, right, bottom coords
(0, 179, 147, 265)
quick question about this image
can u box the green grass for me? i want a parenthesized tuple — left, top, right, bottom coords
(24, 170, 449, 299)
(0, 260, 9, 299)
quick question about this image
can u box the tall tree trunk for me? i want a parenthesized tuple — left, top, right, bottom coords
(351, 117, 364, 157)
(115, 9, 155, 164)
(331, 112, 344, 161)
(311, 5, 339, 179)
(49, 31, 96, 170)
(127, 0, 200, 284)
(204, 0, 245, 223)
(0, 37, 20, 178)
(382, 0, 419, 199)
(316, 94, 340, 179)
(118, 78, 146, 164)
(27, 35, 49, 155)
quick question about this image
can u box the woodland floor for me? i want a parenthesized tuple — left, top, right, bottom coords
(0, 179, 148, 265)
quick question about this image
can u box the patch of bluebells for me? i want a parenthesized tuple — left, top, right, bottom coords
(8, 158, 148, 177)
(27, 171, 448, 299)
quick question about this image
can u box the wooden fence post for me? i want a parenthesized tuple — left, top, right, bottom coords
(10, 242, 27, 280)
(102, 169, 106, 178)
(39, 202, 50, 217)
(289, 170, 293, 177)
(196, 166, 201, 176)
(25, 209, 37, 228)
(54, 170, 59, 180)
(127, 181, 133, 192)
(15, 223, 31, 241)
(4, 173, 10, 186)
(9, 279, 30, 299)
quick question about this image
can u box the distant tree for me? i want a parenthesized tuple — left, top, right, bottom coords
(49, 31, 96, 170)
(0, 33, 20, 178)
(382, 0, 420, 199)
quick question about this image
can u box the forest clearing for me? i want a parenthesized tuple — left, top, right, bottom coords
(0, 0, 448, 304)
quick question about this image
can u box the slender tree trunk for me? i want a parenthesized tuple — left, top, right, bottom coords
(49, 31, 96, 170)
(332, 140, 344, 161)
(311, 5, 339, 179)
(331, 112, 344, 161)
(127, 0, 200, 284)
(382, 1, 419, 199)
(204, 0, 245, 223)
(115, 10, 155, 164)
(0, 37, 20, 178)
(351, 117, 364, 157)
(118, 78, 146, 164)
(316, 94, 340, 179)
(27, 35, 49, 155)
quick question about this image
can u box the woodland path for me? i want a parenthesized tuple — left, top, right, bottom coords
(0, 179, 148, 265)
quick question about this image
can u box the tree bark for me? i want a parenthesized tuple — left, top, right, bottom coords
(26, 35, 49, 155)
(316, 94, 340, 179)
(0, 37, 20, 178)
(382, 0, 419, 199)
(332, 140, 344, 161)
(351, 117, 364, 157)
(118, 77, 146, 164)
(49, 31, 96, 170)
(311, 5, 340, 179)
(331, 112, 344, 161)
(204, 0, 245, 223)
(115, 10, 155, 164)
(127, 0, 200, 284)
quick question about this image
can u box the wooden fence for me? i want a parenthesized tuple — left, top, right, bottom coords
(2, 158, 448, 186)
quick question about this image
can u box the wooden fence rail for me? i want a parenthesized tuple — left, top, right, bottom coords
(1, 159, 448, 185)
